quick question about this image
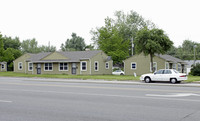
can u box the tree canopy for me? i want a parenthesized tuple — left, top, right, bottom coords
(61, 33, 86, 51)
(91, 10, 155, 63)
(134, 27, 173, 72)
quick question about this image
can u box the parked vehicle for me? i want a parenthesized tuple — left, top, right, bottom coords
(140, 69, 187, 84)
(112, 70, 124, 75)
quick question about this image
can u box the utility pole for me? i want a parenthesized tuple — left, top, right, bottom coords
(194, 45, 197, 66)
(131, 37, 134, 56)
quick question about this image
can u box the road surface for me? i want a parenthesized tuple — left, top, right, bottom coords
(0, 77, 200, 121)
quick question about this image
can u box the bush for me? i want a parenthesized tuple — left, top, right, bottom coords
(191, 63, 200, 76)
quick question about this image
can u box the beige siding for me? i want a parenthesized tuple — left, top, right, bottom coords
(0, 63, 7, 72)
(41, 52, 68, 60)
(124, 54, 165, 76)
(13, 54, 31, 73)
(91, 52, 112, 75)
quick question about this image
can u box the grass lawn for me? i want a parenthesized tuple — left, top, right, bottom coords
(0, 72, 140, 81)
(0, 72, 199, 83)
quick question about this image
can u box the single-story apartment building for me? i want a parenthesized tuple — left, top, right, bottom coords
(124, 53, 187, 76)
(0, 62, 7, 72)
(14, 50, 113, 75)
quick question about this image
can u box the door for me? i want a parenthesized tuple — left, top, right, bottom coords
(37, 64, 41, 74)
(72, 63, 76, 74)
(152, 69, 164, 81)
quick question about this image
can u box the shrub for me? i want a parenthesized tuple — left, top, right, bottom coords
(190, 63, 200, 76)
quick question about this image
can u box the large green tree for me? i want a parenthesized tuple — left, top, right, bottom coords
(3, 36, 21, 50)
(61, 33, 86, 51)
(91, 10, 155, 56)
(134, 27, 173, 72)
(97, 18, 129, 64)
(0, 33, 4, 61)
(21, 38, 56, 53)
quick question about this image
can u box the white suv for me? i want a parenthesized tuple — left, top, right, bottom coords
(140, 69, 187, 84)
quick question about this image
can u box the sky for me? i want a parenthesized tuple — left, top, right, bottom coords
(0, 0, 199, 50)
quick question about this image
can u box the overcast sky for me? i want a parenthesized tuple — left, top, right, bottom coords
(0, 0, 199, 50)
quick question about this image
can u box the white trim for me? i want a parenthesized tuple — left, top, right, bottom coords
(28, 62, 33, 71)
(44, 63, 53, 71)
(165, 62, 169, 69)
(89, 59, 91, 75)
(150, 62, 157, 72)
(1, 64, 5, 69)
(105, 62, 109, 69)
(131, 62, 137, 70)
(172, 63, 176, 70)
(94, 61, 99, 71)
(81, 61, 87, 71)
(59, 62, 68, 71)
(18, 62, 23, 70)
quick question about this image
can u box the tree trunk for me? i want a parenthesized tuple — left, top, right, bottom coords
(150, 54, 154, 72)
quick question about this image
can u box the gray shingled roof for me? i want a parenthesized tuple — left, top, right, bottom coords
(155, 54, 186, 64)
(184, 60, 200, 68)
(27, 50, 103, 62)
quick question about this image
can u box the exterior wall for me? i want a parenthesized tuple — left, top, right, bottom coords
(0, 63, 7, 72)
(41, 52, 67, 60)
(13, 54, 31, 73)
(90, 52, 112, 75)
(124, 54, 165, 76)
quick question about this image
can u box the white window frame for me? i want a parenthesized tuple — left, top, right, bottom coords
(81, 61, 87, 71)
(131, 62, 137, 70)
(150, 62, 157, 72)
(59, 63, 68, 71)
(28, 62, 33, 71)
(1, 64, 5, 69)
(165, 62, 169, 69)
(18, 62, 23, 70)
(178, 63, 181, 72)
(105, 62, 109, 69)
(94, 61, 99, 71)
(44, 63, 53, 71)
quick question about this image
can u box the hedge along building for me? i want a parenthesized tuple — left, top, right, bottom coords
(0, 62, 7, 72)
(13, 50, 113, 75)
(124, 53, 187, 76)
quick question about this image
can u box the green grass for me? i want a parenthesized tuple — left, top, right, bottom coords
(0, 72, 199, 83)
(0, 72, 140, 81)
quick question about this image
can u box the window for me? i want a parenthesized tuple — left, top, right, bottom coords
(178, 63, 181, 72)
(164, 70, 172, 74)
(1, 64, 5, 69)
(131, 62, 137, 69)
(105, 62, 109, 69)
(18, 62, 22, 70)
(81, 61, 87, 71)
(165, 62, 169, 69)
(156, 70, 164, 74)
(28, 62, 33, 71)
(94, 61, 99, 71)
(44, 63, 53, 71)
(59, 63, 68, 71)
(172, 63, 176, 70)
(150, 62, 157, 72)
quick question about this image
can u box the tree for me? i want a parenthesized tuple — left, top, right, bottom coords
(61, 33, 86, 51)
(2, 36, 21, 50)
(190, 63, 200, 76)
(21, 38, 56, 53)
(97, 18, 129, 64)
(91, 10, 155, 55)
(0, 33, 4, 61)
(134, 27, 173, 72)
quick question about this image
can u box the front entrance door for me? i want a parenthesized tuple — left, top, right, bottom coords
(37, 64, 41, 74)
(72, 63, 76, 74)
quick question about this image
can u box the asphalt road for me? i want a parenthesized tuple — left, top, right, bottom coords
(0, 77, 200, 121)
